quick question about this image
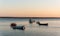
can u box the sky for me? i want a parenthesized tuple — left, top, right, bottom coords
(0, 0, 60, 17)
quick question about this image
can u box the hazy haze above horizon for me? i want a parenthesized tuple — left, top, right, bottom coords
(0, 0, 60, 17)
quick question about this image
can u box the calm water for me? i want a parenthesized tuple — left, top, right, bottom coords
(0, 18, 60, 36)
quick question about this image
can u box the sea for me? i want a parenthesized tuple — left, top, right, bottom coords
(0, 18, 60, 36)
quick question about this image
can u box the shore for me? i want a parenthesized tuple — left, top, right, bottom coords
(0, 17, 60, 19)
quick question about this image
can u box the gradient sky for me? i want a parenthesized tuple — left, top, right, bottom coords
(0, 0, 60, 17)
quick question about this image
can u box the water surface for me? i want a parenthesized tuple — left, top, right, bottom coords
(0, 18, 60, 36)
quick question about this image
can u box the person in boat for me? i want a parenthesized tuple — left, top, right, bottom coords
(36, 21, 48, 26)
(29, 19, 35, 24)
(10, 23, 25, 30)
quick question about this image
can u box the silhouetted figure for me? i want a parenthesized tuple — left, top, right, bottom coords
(36, 21, 48, 26)
(29, 19, 35, 24)
(29, 19, 32, 24)
(10, 23, 25, 30)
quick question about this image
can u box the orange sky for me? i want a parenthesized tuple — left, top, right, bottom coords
(0, 0, 60, 17)
(0, 8, 60, 17)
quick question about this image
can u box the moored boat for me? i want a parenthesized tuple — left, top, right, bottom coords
(29, 19, 35, 24)
(10, 23, 25, 30)
(36, 21, 48, 26)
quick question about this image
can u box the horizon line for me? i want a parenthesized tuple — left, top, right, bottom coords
(0, 17, 60, 19)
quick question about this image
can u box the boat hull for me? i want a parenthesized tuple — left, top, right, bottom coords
(36, 22, 48, 26)
(11, 26, 25, 30)
(38, 23, 48, 26)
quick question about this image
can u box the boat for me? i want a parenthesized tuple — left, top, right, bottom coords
(29, 19, 35, 24)
(36, 21, 48, 26)
(10, 23, 25, 30)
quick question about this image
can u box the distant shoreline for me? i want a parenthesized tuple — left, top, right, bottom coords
(0, 17, 60, 19)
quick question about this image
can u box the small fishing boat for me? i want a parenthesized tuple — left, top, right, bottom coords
(10, 23, 25, 30)
(36, 21, 48, 26)
(29, 19, 35, 24)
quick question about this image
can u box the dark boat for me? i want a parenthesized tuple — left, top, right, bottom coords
(36, 21, 48, 26)
(10, 23, 25, 30)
